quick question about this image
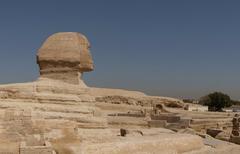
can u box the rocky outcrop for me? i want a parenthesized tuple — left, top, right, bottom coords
(96, 95, 184, 108)
(120, 128, 143, 137)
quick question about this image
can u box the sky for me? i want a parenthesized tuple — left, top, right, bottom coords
(0, 0, 240, 99)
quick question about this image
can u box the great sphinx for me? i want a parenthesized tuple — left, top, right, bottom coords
(0, 32, 110, 131)
(0, 32, 148, 132)
(0, 32, 238, 154)
(0, 32, 148, 97)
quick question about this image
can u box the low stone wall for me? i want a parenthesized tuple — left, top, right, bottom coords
(108, 113, 145, 118)
(148, 115, 191, 129)
(148, 120, 167, 128)
(151, 114, 181, 123)
(20, 141, 55, 154)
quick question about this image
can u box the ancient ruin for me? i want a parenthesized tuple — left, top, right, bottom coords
(229, 114, 240, 144)
(0, 32, 240, 154)
(232, 114, 240, 136)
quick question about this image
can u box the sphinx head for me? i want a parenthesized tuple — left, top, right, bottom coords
(37, 32, 94, 85)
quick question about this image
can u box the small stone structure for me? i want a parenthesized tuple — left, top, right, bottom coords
(148, 113, 191, 129)
(148, 120, 167, 128)
(108, 111, 145, 118)
(185, 104, 208, 112)
(120, 128, 143, 137)
(230, 114, 240, 144)
(206, 128, 223, 138)
(20, 141, 55, 154)
(232, 114, 240, 136)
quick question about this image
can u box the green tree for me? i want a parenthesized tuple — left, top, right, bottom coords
(231, 100, 240, 106)
(199, 92, 232, 111)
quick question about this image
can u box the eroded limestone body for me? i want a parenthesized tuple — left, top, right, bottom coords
(0, 32, 238, 154)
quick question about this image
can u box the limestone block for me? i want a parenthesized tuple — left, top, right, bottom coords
(230, 136, 240, 145)
(4, 109, 15, 121)
(80, 134, 204, 154)
(107, 116, 148, 127)
(178, 128, 197, 135)
(206, 129, 223, 138)
(148, 120, 167, 128)
(151, 114, 181, 123)
(0, 142, 19, 154)
(179, 118, 192, 128)
(215, 131, 231, 141)
(109, 112, 145, 118)
(120, 128, 143, 137)
(20, 141, 55, 154)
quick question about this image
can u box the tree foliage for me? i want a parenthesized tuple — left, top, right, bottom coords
(231, 100, 240, 106)
(199, 92, 232, 111)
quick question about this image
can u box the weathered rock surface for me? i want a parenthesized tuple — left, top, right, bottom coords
(120, 128, 143, 137)
(215, 131, 231, 141)
(207, 129, 223, 138)
(37, 32, 93, 85)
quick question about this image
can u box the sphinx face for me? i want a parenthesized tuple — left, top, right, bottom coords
(37, 32, 94, 84)
(78, 36, 94, 72)
(37, 32, 94, 73)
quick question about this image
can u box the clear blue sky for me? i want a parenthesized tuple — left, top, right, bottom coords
(0, 0, 240, 99)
